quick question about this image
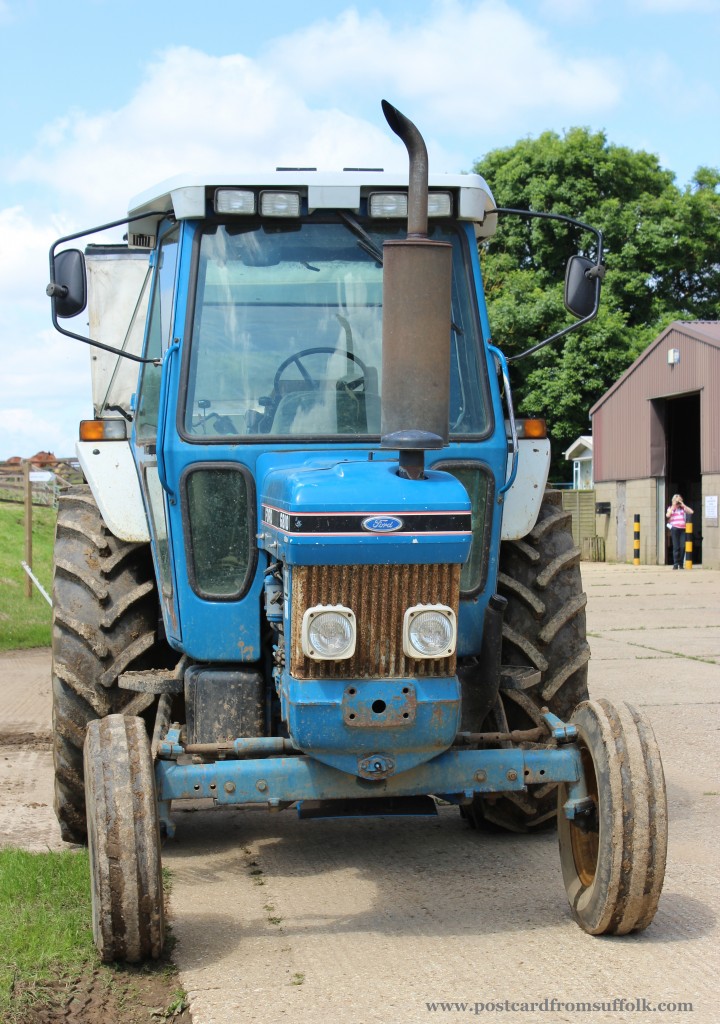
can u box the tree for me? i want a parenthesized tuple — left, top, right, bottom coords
(474, 130, 720, 475)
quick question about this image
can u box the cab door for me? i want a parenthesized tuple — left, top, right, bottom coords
(132, 223, 183, 644)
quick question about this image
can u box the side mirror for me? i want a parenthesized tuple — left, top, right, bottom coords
(495, 206, 605, 361)
(47, 248, 87, 319)
(564, 254, 599, 320)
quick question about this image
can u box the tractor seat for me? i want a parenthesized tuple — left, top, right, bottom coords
(270, 389, 380, 435)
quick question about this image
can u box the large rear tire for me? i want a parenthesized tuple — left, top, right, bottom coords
(466, 491, 590, 832)
(85, 714, 165, 961)
(558, 699, 667, 934)
(52, 486, 164, 844)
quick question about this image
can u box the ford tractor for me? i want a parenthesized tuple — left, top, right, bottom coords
(47, 101, 667, 962)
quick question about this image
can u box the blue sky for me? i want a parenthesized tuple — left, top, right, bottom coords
(1, 0, 719, 459)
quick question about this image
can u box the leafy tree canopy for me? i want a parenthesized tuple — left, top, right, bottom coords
(473, 129, 720, 475)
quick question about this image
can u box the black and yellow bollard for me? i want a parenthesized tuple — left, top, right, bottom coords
(633, 514, 640, 566)
(684, 515, 693, 570)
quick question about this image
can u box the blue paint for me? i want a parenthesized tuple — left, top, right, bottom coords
(258, 454, 472, 566)
(155, 745, 584, 805)
(128, 214, 514, 726)
(280, 674, 461, 776)
(127, 212, 513, 664)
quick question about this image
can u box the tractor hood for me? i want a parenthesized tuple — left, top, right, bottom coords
(256, 451, 472, 566)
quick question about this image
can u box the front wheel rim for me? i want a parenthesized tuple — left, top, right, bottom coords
(569, 744, 599, 887)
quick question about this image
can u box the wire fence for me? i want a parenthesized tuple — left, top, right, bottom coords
(0, 461, 83, 509)
(0, 459, 83, 601)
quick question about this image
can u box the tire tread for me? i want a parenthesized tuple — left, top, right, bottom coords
(51, 486, 165, 844)
(465, 491, 590, 832)
(558, 699, 667, 935)
(85, 715, 164, 962)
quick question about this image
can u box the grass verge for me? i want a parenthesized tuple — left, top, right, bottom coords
(0, 848, 92, 1020)
(0, 848, 189, 1023)
(0, 503, 55, 651)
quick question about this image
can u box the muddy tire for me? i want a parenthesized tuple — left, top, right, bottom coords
(85, 714, 165, 961)
(558, 699, 667, 934)
(466, 491, 590, 832)
(52, 486, 163, 844)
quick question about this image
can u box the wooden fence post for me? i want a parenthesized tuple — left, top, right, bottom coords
(23, 460, 33, 599)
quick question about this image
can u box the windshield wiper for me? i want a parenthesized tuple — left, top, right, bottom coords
(338, 212, 384, 265)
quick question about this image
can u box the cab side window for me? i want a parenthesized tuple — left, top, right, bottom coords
(136, 227, 180, 441)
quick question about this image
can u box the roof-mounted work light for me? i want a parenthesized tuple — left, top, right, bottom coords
(260, 191, 301, 217)
(214, 189, 256, 215)
(369, 191, 452, 219)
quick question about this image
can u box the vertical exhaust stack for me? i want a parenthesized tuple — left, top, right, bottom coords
(380, 100, 453, 479)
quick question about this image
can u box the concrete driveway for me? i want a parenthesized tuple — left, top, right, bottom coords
(2, 562, 719, 1023)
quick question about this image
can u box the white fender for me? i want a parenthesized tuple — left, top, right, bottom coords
(76, 440, 150, 542)
(500, 438, 551, 540)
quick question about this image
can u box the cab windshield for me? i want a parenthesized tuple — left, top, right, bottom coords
(184, 218, 488, 439)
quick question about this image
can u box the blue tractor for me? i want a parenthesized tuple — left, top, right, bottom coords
(47, 101, 667, 962)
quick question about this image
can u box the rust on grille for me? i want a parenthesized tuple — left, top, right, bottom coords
(291, 563, 460, 679)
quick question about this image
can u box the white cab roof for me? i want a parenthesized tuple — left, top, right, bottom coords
(128, 171, 497, 242)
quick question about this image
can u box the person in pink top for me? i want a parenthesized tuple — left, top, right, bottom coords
(666, 494, 694, 569)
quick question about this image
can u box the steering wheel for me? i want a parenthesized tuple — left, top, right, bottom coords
(273, 346, 368, 392)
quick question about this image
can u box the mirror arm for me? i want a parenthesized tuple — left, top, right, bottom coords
(506, 299, 599, 362)
(48, 209, 168, 365)
(488, 207, 605, 363)
(492, 206, 603, 243)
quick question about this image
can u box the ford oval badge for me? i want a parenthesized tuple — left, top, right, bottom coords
(362, 515, 404, 533)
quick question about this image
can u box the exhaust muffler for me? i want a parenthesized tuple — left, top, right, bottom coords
(380, 100, 452, 478)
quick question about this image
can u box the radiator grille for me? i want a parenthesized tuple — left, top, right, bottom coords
(291, 563, 460, 679)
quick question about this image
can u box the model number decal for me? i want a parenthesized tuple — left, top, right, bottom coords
(264, 505, 290, 530)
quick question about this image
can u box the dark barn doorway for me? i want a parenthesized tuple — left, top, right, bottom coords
(665, 392, 702, 565)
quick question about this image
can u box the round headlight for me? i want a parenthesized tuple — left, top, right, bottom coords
(302, 605, 356, 660)
(403, 605, 456, 659)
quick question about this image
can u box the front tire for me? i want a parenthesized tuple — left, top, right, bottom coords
(85, 715, 165, 962)
(558, 699, 667, 934)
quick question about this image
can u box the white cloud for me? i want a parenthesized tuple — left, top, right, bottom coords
(0, 328, 90, 459)
(0, 206, 63, 307)
(11, 2, 623, 218)
(12, 46, 404, 217)
(0, 407, 82, 461)
(263, 1, 621, 133)
(0, 0, 630, 459)
(0, 204, 91, 458)
(1, 38, 409, 461)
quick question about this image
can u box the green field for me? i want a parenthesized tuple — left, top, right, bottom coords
(0, 503, 55, 651)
